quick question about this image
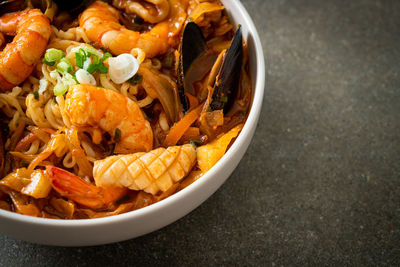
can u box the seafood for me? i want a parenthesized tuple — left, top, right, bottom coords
(0, 0, 251, 219)
(113, 0, 170, 24)
(93, 144, 196, 195)
(47, 166, 127, 209)
(79, 1, 187, 57)
(0, 8, 51, 91)
(65, 84, 153, 154)
(177, 21, 207, 112)
(177, 22, 243, 113)
(0, 0, 26, 16)
(209, 26, 243, 112)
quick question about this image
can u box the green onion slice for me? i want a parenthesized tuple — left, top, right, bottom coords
(128, 73, 143, 85)
(114, 128, 122, 143)
(30, 91, 39, 100)
(56, 58, 73, 73)
(53, 83, 69, 96)
(190, 139, 202, 148)
(43, 48, 65, 66)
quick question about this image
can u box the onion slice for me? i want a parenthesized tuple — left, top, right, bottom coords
(108, 54, 139, 84)
(75, 69, 96, 86)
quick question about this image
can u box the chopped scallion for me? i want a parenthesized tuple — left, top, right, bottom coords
(89, 53, 99, 65)
(110, 144, 116, 155)
(75, 52, 85, 68)
(101, 52, 112, 63)
(114, 128, 122, 143)
(128, 73, 142, 85)
(30, 91, 39, 100)
(56, 58, 73, 73)
(162, 53, 174, 68)
(63, 73, 77, 86)
(43, 48, 65, 66)
(53, 83, 69, 96)
(42, 57, 55, 66)
(96, 64, 108, 74)
(86, 63, 97, 74)
(190, 139, 202, 148)
(220, 95, 228, 103)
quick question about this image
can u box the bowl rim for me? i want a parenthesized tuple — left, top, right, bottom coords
(0, 0, 265, 228)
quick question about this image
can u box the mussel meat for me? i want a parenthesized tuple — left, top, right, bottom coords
(177, 22, 243, 113)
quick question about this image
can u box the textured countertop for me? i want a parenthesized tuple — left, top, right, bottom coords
(1, 0, 399, 265)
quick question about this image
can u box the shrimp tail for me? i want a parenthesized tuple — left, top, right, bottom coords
(47, 166, 127, 210)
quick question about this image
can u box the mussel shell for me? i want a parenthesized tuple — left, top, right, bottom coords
(210, 26, 243, 112)
(0, 0, 26, 15)
(177, 22, 207, 112)
(53, 0, 95, 15)
(0, 0, 60, 19)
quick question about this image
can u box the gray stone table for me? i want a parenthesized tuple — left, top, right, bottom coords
(1, 0, 399, 265)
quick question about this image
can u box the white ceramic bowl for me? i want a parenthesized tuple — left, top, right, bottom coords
(0, 0, 265, 246)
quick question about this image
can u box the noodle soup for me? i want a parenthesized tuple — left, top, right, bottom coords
(0, 0, 252, 219)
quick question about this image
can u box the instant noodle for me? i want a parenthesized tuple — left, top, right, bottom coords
(0, 0, 252, 219)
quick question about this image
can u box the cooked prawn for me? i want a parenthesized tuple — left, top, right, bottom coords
(93, 144, 196, 195)
(65, 84, 153, 154)
(0, 9, 51, 91)
(47, 166, 128, 210)
(79, 1, 187, 57)
(47, 144, 196, 207)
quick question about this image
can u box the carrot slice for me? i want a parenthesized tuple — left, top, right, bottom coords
(182, 127, 200, 138)
(186, 93, 199, 110)
(163, 104, 203, 147)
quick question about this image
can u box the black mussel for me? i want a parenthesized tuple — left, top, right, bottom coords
(0, 0, 26, 15)
(177, 22, 243, 113)
(28, 0, 57, 20)
(210, 26, 242, 112)
(53, 0, 94, 15)
(0, 0, 60, 21)
(177, 22, 207, 112)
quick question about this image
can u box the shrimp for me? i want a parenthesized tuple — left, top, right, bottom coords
(65, 84, 153, 154)
(79, 0, 188, 57)
(0, 9, 51, 91)
(47, 166, 128, 210)
(93, 144, 196, 195)
(47, 144, 196, 208)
